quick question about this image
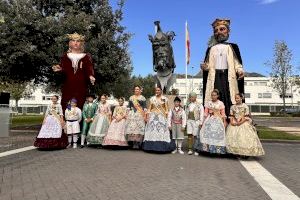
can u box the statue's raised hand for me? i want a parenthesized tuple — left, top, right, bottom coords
(89, 76, 96, 85)
(52, 65, 62, 72)
(200, 63, 208, 71)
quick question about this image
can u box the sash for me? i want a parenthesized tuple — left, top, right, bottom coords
(152, 99, 167, 117)
(210, 108, 223, 119)
(50, 108, 61, 122)
(132, 98, 145, 116)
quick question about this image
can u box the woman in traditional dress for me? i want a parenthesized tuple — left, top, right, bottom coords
(195, 89, 227, 154)
(125, 86, 147, 149)
(87, 94, 111, 145)
(226, 93, 265, 157)
(102, 97, 128, 147)
(143, 86, 175, 152)
(34, 95, 68, 149)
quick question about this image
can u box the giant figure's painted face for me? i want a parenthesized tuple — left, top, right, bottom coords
(149, 22, 176, 73)
(213, 25, 230, 43)
(152, 38, 173, 71)
(69, 40, 84, 52)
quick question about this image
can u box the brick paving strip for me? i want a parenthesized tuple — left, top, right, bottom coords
(0, 130, 37, 153)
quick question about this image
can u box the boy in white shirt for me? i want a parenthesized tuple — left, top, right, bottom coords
(186, 92, 204, 155)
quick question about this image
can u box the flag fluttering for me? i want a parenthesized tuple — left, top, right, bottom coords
(185, 21, 190, 65)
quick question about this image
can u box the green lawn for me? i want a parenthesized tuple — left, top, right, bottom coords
(9, 115, 300, 140)
(11, 115, 44, 128)
(257, 126, 300, 140)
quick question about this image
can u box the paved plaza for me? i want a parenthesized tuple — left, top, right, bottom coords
(0, 142, 299, 200)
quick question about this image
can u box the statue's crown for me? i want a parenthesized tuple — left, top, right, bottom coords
(66, 32, 85, 41)
(211, 18, 230, 28)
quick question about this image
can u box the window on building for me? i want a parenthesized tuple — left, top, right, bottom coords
(263, 93, 272, 98)
(280, 94, 293, 98)
(244, 93, 250, 98)
(24, 96, 35, 100)
(260, 82, 267, 86)
(258, 93, 262, 98)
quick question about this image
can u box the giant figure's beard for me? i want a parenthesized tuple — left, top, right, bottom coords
(215, 34, 229, 43)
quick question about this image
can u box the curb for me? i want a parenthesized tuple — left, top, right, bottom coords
(261, 139, 300, 144)
(10, 130, 38, 133)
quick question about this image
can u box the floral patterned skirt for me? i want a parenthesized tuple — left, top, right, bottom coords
(226, 122, 265, 156)
(87, 114, 109, 145)
(143, 113, 175, 152)
(102, 119, 128, 146)
(125, 111, 145, 143)
(195, 115, 226, 154)
(34, 115, 68, 149)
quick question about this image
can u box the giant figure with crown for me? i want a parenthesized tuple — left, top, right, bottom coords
(201, 19, 245, 118)
(52, 33, 96, 111)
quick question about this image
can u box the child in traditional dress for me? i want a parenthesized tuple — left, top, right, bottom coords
(34, 95, 68, 149)
(168, 96, 186, 154)
(185, 92, 204, 155)
(226, 93, 265, 157)
(87, 94, 111, 145)
(80, 94, 98, 148)
(65, 98, 82, 148)
(102, 97, 128, 147)
(195, 89, 227, 154)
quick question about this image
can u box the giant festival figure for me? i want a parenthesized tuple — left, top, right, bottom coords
(201, 19, 244, 118)
(52, 33, 96, 111)
(149, 21, 176, 93)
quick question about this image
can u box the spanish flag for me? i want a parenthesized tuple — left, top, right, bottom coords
(185, 21, 190, 65)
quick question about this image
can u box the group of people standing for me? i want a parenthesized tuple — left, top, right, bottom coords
(34, 17, 265, 158)
(34, 85, 265, 158)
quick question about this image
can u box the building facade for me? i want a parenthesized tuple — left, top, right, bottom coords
(9, 77, 300, 114)
(170, 77, 300, 113)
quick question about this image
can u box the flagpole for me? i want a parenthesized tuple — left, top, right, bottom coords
(185, 21, 188, 103)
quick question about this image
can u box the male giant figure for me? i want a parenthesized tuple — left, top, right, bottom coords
(201, 18, 244, 118)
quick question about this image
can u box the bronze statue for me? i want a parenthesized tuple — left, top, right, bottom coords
(149, 21, 176, 92)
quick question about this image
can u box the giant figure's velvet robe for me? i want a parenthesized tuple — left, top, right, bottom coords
(59, 53, 94, 111)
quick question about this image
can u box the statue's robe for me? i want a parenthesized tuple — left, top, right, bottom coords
(202, 43, 244, 117)
(59, 53, 94, 111)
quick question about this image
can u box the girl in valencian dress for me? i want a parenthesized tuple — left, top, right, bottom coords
(195, 89, 227, 154)
(87, 94, 111, 145)
(143, 86, 175, 152)
(102, 97, 128, 147)
(125, 85, 147, 149)
(34, 95, 68, 149)
(226, 93, 265, 157)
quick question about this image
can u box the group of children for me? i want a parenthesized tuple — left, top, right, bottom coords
(34, 86, 264, 158)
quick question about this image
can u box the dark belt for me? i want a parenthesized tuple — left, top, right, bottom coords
(215, 69, 228, 73)
(66, 120, 77, 122)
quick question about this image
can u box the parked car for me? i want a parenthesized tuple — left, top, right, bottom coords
(279, 108, 300, 114)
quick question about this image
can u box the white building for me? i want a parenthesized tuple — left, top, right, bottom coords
(9, 76, 300, 114)
(170, 77, 300, 113)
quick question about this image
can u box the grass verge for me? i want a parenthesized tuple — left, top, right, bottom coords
(257, 126, 300, 140)
(11, 115, 43, 128)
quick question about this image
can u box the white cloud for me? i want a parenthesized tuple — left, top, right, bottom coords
(259, 0, 279, 4)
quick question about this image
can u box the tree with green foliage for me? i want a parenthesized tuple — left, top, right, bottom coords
(0, 0, 132, 97)
(0, 80, 34, 108)
(266, 41, 294, 112)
